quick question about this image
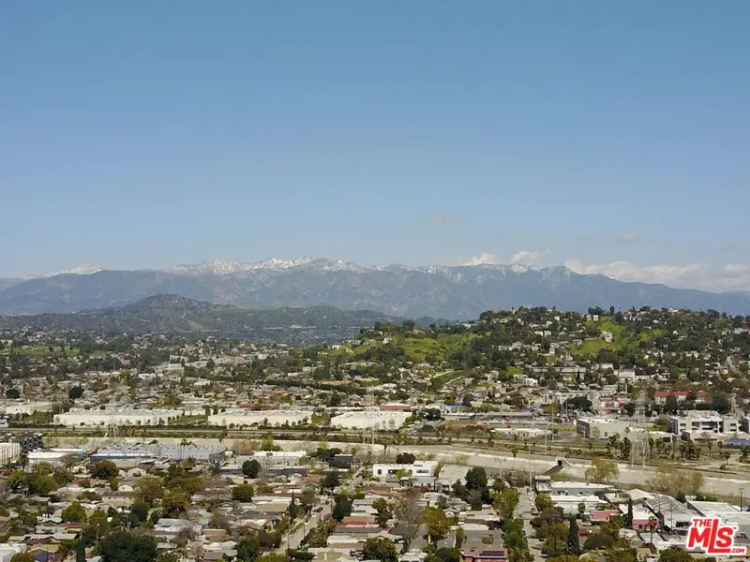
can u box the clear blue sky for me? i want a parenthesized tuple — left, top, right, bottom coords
(2, 2, 749, 291)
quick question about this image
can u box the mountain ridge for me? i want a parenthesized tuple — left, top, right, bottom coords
(0, 259, 748, 318)
(0, 294, 401, 344)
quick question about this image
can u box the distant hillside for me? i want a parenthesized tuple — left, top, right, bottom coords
(0, 259, 748, 319)
(0, 295, 401, 344)
(0, 279, 21, 292)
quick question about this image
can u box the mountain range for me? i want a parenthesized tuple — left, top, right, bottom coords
(1, 258, 749, 319)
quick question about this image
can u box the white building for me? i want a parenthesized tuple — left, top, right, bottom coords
(576, 417, 632, 439)
(372, 460, 438, 483)
(207, 410, 310, 427)
(0, 442, 21, 465)
(54, 408, 182, 427)
(492, 427, 551, 439)
(27, 449, 78, 468)
(550, 494, 605, 515)
(0, 401, 55, 416)
(669, 411, 739, 437)
(331, 410, 411, 430)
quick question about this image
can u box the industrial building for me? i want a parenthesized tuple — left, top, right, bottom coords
(0, 442, 21, 465)
(27, 448, 85, 469)
(91, 441, 226, 465)
(576, 417, 632, 439)
(53, 408, 183, 427)
(0, 401, 55, 416)
(331, 410, 411, 430)
(207, 409, 311, 427)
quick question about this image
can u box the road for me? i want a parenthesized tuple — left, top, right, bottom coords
(279, 498, 333, 552)
(516, 487, 545, 562)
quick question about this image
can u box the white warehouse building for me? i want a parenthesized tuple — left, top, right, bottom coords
(207, 410, 311, 427)
(0, 401, 55, 416)
(54, 408, 182, 427)
(331, 410, 411, 430)
(0, 442, 21, 466)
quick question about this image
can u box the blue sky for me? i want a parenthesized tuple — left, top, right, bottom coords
(2, 2, 749, 291)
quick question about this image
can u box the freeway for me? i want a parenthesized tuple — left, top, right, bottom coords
(6, 426, 750, 497)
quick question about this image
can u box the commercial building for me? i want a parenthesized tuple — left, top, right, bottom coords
(491, 427, 551, 440)
(27, 448, 84, 468)
(371, 460, 438, 485)
(668, 411, 739, 437)
(331, 410, 411, 430)
(576, 417, 632, 439)
(207, 410, 311, 427)
(91, 442, 226, 465)
(53, 408, 182, 427)
(0, 442, 21, 465)
(0, 401, 55, 416)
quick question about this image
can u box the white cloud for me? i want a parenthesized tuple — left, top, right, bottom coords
(510, 249, 548, 266)
(461, 249, 548, 267)
(462, 252, 500, 266)
(564, 259, 750, 293)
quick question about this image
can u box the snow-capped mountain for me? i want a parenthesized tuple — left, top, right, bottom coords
(54, 264, 105, 276)
(1, 258, 748, 318)
(169, 258, 315, 275)
(168, 257, 369, 275)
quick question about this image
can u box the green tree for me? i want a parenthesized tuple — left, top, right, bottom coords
(361, 538, 398, 562)
(494, 488, 520, 520)
(76, 540, 86, 562)
(542, 523, 568, 558)
(625, 498, 633, 528)
(333, 494, 353, 521)
(322, 471, 341, 490)
(658, 548, 697, 562)
(603, 547, 637, 562)
(242, 459, 261, 478)
(503, 518, 532, 562)
(424, 507, 450, 543)
(373, 498, 392, 528)
(129, 500, 150, 527)
(91, 460, 119, 480)
(465, 467, 488, 491)
(162, 490, 189, 517)
(236, 534, 260, 562)
(27, 471, 58, 496)
(62, 501, 88, 523)
(135, 476, 163, 505)
(396, 452, 416, 464)
(100, 531, 158, 562)
(566, 517, 580, 555)
(232, 484, 255, 502)
(69, 386, 84, 400)
(535, 493, 553, 512)
(426, 548, 461, 562)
